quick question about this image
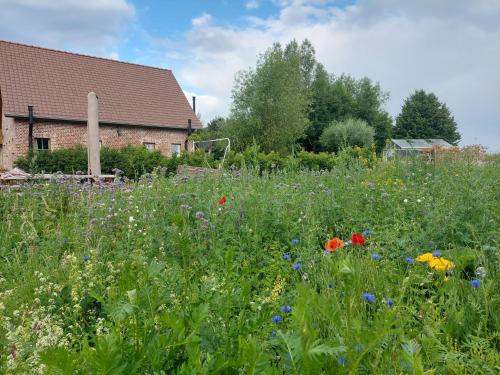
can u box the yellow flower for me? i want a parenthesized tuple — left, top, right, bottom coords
(416, 252, 455, 272)
(270, 275, 285, 301)
(428, 258, 455, 271)
(416, 252, 434, 263)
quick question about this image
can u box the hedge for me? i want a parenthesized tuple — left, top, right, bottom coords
(14, 145, 377, 178)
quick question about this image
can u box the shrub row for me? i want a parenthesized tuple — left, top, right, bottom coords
(15, 145, 378, 178)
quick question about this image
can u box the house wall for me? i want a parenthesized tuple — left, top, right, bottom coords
(0, 119, 191, 170)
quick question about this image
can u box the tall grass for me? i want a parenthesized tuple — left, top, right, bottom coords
(0, 157, 498, 373)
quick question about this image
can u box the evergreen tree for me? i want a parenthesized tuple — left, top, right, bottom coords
(394, 90, 461, 145)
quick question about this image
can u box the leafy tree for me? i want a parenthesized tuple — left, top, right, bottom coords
(191, 117, 226, 141)
(227, 40, 314, 154)
(303, 74, 391, 152)
(320, 118, 374, 152)
(394, 90, 461, 145)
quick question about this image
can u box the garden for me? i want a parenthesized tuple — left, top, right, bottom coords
(0, 155, 498, 373)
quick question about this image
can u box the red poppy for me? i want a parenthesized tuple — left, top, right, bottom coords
(351, 233, 365, 246)
(218, 196, 227, 205)
(324, 237, 344, 252)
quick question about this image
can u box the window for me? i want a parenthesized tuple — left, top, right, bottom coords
(35, 138, 50, 150)
(171, 143, 181, 156)
(143, 142, 155, 151)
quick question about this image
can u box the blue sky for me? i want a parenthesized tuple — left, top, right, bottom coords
(1, 0, 499, 151)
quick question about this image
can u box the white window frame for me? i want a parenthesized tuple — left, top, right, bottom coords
(35, 137, 50, 151)
(171, 143, 181, 156)
(143, 142, 155, 151)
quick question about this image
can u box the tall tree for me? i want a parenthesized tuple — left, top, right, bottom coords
(394, 90, 461, 145)
(228, 40, 314, 153)
(302, 74, 391, 152)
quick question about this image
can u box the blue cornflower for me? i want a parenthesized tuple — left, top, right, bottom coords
(291, 239, 300, 245)
(404, 257, 414, 263)
(280, 305, 292, 313)
(470, 279, 481, 288)
(337, 356, 347, 366)
(293, 263, 302, 270)
(270, 330, 277, 338)
(83, 255, 90, 262)
(385, 299, 394, 307)
(362, 229, 372, 236)
(432, 251, 442, 257)
(362, 293, 376, 303)
(283, 253, 291, 261)
(371, 253, 381, 260)
(328, 283, 334, 289)
(272, 315, 283, 323)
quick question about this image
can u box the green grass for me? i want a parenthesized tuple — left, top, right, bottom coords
(0, 157, 499, 374)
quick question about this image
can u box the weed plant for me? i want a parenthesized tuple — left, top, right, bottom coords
(0, 157, 498, 373)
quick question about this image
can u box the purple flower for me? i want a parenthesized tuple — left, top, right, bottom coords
(362, 229, 372, 236)
(195, 211, 205, 219)
(470, 279, 481, 288)
(293, 263, 302, 271)
(180, 204, 191, 210)
(371, 253, 381, 260)
(83, 255, 90, 262)
(283, 253, 291, 261)
(280, 305, 292, 313)
(362, 293, 376, 303)
(291, 238, 300, 245)
(272, 315, 283, 323)
(404, 257, 414, 263)
(432, 251, 442, 257)
(385, 299, 394, 307)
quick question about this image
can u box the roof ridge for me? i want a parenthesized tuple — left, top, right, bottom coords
(0, 39, 172, 72)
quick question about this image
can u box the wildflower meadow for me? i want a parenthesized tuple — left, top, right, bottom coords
(0, 156, 498, 373)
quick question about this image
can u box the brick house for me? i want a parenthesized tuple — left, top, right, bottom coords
(0, 40, 202, 170)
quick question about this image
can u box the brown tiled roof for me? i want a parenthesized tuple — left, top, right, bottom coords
(0, 40, 202, 129)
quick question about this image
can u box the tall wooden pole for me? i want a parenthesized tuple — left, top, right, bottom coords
(87, 92, 101, 176)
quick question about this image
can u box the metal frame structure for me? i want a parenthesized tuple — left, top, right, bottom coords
(193, 138, 231, 169)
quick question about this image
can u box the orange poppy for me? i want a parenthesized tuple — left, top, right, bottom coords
(324, 237, 344, 252)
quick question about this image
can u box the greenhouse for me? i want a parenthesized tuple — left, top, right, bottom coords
(383, 139, 453, 160)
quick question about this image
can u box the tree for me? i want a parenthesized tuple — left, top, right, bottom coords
(394, 90, 461, 145)
(302, 74, 391, 152)
(227, 40, 314, 154)
(320, 118, 374, 152)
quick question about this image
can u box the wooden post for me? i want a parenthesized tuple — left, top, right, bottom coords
(87, 92, 101, 176)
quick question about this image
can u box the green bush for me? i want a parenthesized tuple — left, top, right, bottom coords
(14, 144, 378, 178)
(320, 118, 375, 152)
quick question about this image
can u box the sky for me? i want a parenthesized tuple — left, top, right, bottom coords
(0, 0, 499, 151)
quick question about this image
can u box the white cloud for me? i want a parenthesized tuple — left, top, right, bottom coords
(246, 0, 259, 10)
(170, 0, 500, 150)
(0, 0, 135, 56)
(192, 13, 213, 27)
